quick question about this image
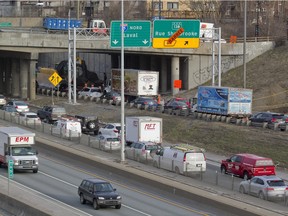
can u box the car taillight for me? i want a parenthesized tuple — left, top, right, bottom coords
(113, 130, 118, 133)
(15, 106, 18, 108)
(285, 187, 288, 190)
(183, 154, 186, 162)
(112, 96, 115, 100)
(271, 118, 277, 123)
(285, 118, 288, 123)
(265, 187, 274, 191)
(144, 101, 148, 104)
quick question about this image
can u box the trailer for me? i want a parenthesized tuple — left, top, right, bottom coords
(0, 127, 38, 173)
(196, 86, 253, 117)
(111, 69, 159, 102)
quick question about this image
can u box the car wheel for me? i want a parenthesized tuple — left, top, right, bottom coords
(243, 171, 249, 180)
(80, 193, 86, 204)
(94, 130, 99, 135)
(93, 199, 100, 210)
(87, 121, 96, 130)
(258, 191, 266, 200)
(239, 185, 246, 194)
(175, 166, 180, 174)
(220, 165, 227, 174)
(33, 169, 38, 173)
(115, 204, 121, 209)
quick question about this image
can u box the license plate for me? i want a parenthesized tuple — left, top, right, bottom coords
(196, 164, 202, 167)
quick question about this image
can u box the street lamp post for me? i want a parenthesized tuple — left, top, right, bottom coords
(158, 0, 161, 19)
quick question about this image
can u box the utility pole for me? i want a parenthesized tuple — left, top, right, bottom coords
(158, 0, 161, 19)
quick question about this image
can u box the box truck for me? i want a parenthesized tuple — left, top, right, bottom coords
(111, 69, 159, 102)
(126, 116, 162, 145)
(0, 127, 38, 173)
(196, 86, 253, 117)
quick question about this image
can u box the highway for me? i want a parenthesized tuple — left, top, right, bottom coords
(0, 140, 241, 216)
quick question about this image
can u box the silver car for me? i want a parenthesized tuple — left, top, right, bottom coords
(125, 141, 162, 162)
(6, 100, 29, 113)
(96, 135, 121, 151)
(239, 175, 288, 201)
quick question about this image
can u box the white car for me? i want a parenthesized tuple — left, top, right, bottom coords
(78, 87, 102, 98)
(96, 135, 121, 151)
(6, 100, 29, 113)
(125, 141, 161, 162)
(99, 123, 122, 137)
(19, 112, 41, 125)
(0, 94, 6, 106)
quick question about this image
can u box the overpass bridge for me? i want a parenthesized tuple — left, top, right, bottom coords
(0, 28, 274, 100)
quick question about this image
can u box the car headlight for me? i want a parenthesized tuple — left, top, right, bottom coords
(98, 197, 105, 200)
(14, 160, 19, 165)
(117, 196, 121, 199)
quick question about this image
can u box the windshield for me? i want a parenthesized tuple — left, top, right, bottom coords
(15, 102, 27, 106)
(27, 114, 38, 118)
(11, 147, 37, 156)
(267, 180, 286, 187)
(94, 183, 114, 192)
(107, 137, 119, 142)
(53, 108, 66, 113)
(145, 145, 160, 150)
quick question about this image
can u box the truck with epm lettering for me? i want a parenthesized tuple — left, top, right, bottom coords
(0, 127, 38, 173)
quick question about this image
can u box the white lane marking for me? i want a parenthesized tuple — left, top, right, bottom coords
(39, 171, 152, 216)
(0, 175, 92, 216)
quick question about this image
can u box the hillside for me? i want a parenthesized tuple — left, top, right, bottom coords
(178, 43, 288, 113)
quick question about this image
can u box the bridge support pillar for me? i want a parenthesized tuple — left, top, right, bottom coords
(160, 56, 168, 93)
(11, 58, 20, 97)
(0, 59, 4, 94)
(5, 59, 11, 96)
(171, 56, 180, 96)
(20, 59, 28, 99)
(29, 53, 38, 100)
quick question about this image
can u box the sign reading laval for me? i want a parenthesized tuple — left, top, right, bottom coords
(110, 20, 151, 48)
(153, 20, 200, 49)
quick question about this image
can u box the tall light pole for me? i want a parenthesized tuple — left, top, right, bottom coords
(120, 0, 125, 163)
(158, 0, 161, 19)
(243, 0, 247, 89)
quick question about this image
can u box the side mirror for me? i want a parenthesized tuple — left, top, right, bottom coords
(226, 159, 231, 162)
(113, 188, 116, 191)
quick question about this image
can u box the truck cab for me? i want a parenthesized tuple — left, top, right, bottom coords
(88, 19, 108, 34)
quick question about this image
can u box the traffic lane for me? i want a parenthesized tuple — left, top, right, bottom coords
(0, 157, 211, 216)
(34, 142, 260, 216)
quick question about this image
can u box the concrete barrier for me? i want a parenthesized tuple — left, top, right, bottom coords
(109, 100, 113, 105)
(116, 101, 121, 106)
(96, 98, 101, 103)
(220, 116, 226, 122)
(46, 89, 51, 96)
(226, 117, 231, 123)
(61, 92, 66, 97)
(41, 88, 45, 95)
(137, 104, 142, 109)
(236, 119, 242, 125)
(263, 122, 268, 128)
(102, 99, 107, 104)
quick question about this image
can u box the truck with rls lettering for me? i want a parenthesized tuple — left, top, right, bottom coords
(0, 127, 38, 173)
(125, 116, 162, 146)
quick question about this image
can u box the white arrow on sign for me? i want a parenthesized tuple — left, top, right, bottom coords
(142, 39, 149, 44)
(112, 40, 119, 45)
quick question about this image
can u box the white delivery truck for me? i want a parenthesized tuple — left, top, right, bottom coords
(0, 127, 38, 173)
(125, 116, 162, 146)
(153, 144, 206, 175)
(111, 69, 159, 102)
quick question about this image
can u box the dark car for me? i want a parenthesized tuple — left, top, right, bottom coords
(100, 91, 121, 105)
(163, 100, 188, 113)
(165, 97, 191, 108)
(75, 114, 99, 135)
(37, 105, 67, 123)
(131, 97, 158, 109)
(249, 112, 284, 127)
(278, 115, 288, 131)
(78, 178, 122, 210)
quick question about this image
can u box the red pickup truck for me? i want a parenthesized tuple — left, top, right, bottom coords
(220, 153, 276, 180)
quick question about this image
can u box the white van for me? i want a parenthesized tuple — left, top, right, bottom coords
(52, 117, 82, 138)
(153, 144, 206, 175)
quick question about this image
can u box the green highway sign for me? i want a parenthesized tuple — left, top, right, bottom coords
(110, 21, 151, 48)
(153, 19, 200, 49)
(8, 160, 13, 179)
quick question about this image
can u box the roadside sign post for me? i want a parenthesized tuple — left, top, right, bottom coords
(8, 159, 13, 195)
(110, 21, 151, 48)
(48, 72, 63, 105)
(153, 20, 200, 49)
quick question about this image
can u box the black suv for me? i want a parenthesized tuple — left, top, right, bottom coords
(78, 178, 122, 210)
(75, 114, 99, 135)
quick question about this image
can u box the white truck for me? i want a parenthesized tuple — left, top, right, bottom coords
(111, 69, 159, 102)
(125, 116, 162, 146)
(0, 127, 38, 173)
